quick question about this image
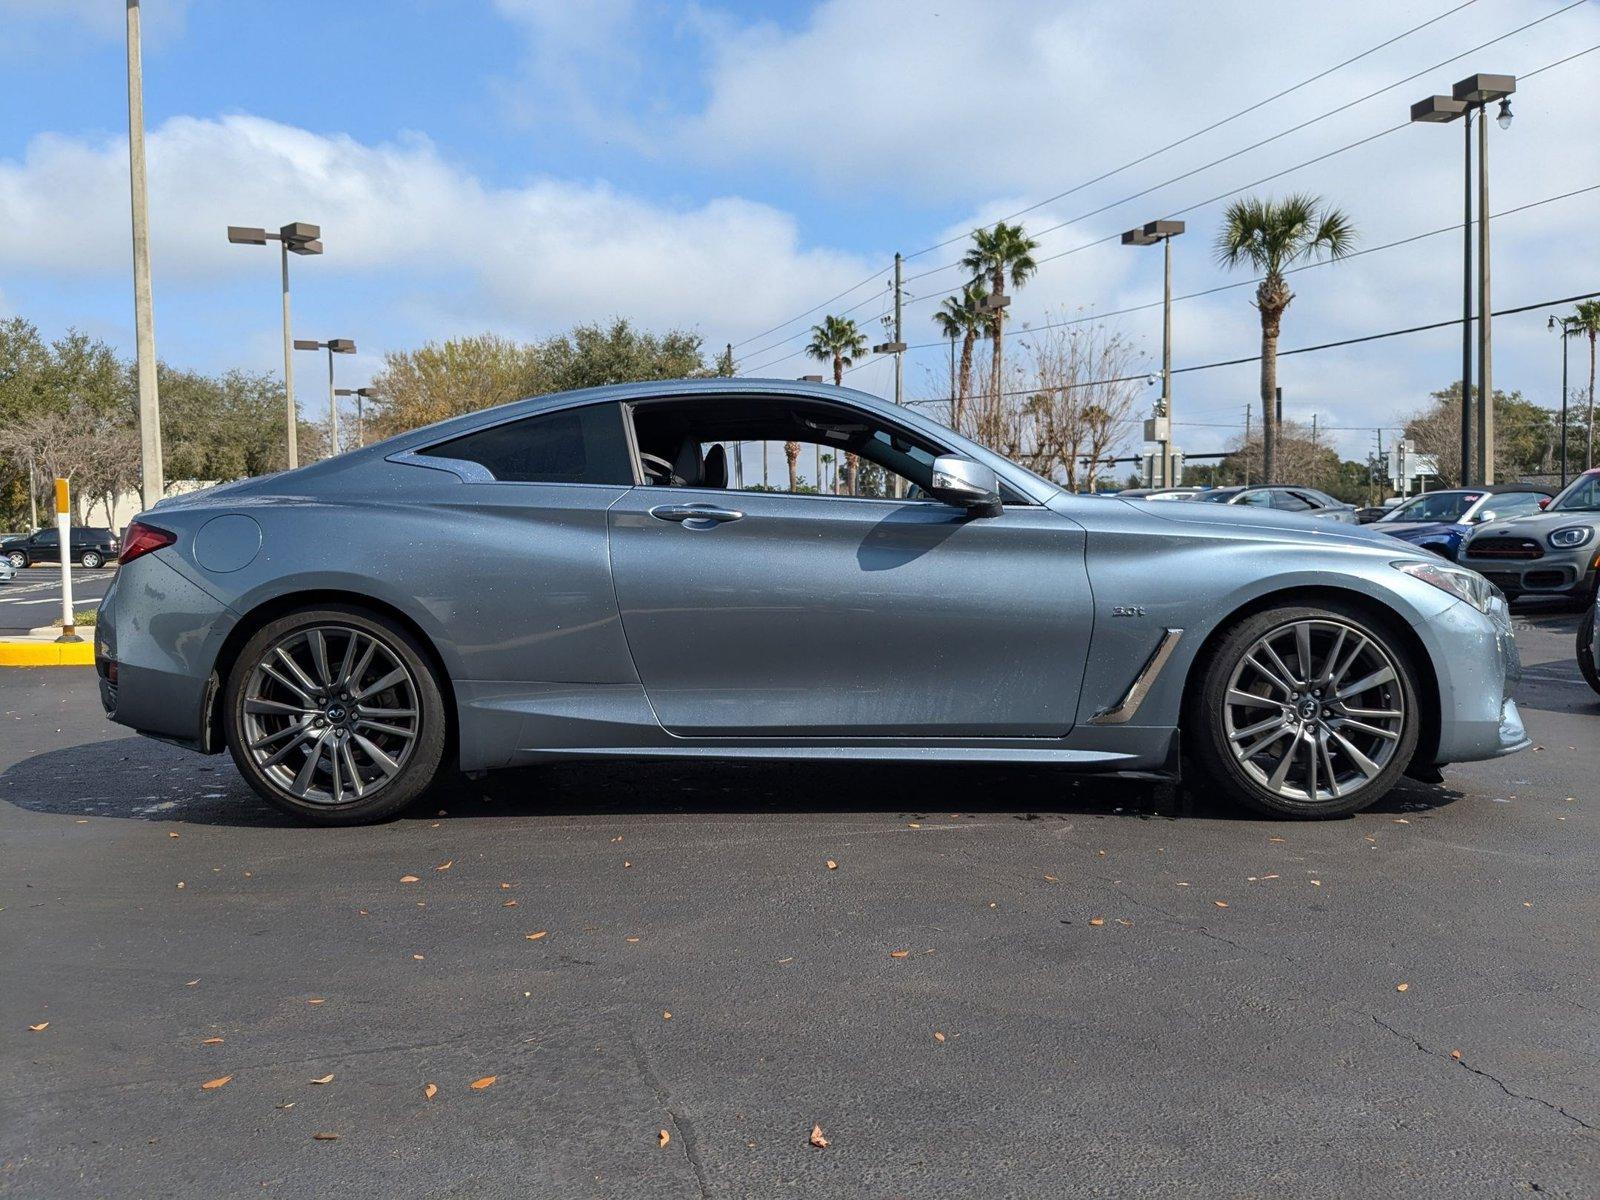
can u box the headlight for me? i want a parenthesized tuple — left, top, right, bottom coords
(1392, 559, 1499, 614)
(1549, 525, 1594, 549)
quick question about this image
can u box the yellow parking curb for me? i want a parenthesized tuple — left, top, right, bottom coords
(0, 638, 96, 667)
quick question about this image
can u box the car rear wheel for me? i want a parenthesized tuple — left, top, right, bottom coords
(80, 550, 104, 568)
(1189, 603, 1421, 818)
(224, 606, 447, 825)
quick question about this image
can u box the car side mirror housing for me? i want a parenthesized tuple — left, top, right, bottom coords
(929, 455, 1002, 517)
(1538, 497, 1550, 510)
(1475, 510, 1496, 524)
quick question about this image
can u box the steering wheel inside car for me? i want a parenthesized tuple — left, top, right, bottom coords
(639, 452, 675, 484)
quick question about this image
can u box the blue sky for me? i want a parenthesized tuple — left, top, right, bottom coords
(3, 0, 1599, 463)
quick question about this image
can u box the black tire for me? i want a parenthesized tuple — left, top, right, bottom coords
(1579, 603, 1600, 696)
(5, 551, 25, 570)
(1188, 601, 1423, 819)
(223, 605, 447, 825)
(80, 550, 104, 569)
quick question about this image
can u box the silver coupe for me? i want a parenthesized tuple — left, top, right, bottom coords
(95, 379, 1529, 824)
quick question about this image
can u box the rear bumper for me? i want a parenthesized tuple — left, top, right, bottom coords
(95, 555, 234, 746)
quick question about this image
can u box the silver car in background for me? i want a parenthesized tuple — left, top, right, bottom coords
(95, 379, 1528, 825)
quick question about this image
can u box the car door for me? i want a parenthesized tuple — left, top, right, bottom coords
(30, 529, 59, 564)
(606, 446, 1093, 740)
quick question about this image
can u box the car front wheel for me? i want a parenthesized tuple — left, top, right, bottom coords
(5, 551, 24, 569)
(224, 606, 447, 825)
(80, 550, 104, 568)
(1189, 603, 1421, 818)
(1579, 604, 1599, 696)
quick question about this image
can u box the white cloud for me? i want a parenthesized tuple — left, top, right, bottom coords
(0, 113, 875, 349)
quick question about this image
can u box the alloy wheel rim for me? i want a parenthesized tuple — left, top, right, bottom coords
(1222, 618, 1406, 803)
(241, 624, 420, 805)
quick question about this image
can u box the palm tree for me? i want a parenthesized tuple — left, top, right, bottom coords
(1569, 300, 1600, 470)
(931, 279, 990, 433)
(805, 315, 869, 492)
(962, 222, 1039, 405)
(1215, 194, 1356, 483)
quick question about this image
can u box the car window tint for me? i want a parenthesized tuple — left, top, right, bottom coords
(420, 403, 633, 484)
(1237, 490, 1273, 507)
(1494, 492, 1546, 516)
(35, 529, 59, 545)
(1270, 491, 1312, 511)
(1551, 475, 1600, 512)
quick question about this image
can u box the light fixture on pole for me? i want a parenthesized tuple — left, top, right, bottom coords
(1122, 219, 1185, 488)
(334, 386, 379, 448)
(294, 337, 357, 456)
(228, 222, 324, 468)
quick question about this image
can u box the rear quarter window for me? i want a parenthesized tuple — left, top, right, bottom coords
(419, 403, 634, 484)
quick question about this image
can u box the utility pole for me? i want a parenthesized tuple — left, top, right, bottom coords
(893, 252, 904, 409)
(1243, 405, 1252, 486)
(1463, 106, 1476, 486)
(1375, 427, 1385, 500)
(1476, 100, 1494, 484)
(126, 0, 163, 512)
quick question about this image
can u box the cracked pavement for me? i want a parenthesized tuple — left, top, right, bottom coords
(1, 606, 1596, 1197)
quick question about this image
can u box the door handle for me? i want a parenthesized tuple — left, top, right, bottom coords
(648, 503, 745, 526)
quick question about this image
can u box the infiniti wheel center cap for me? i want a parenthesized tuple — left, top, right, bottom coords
(1297, 698, 1320, 721)
(325, 703, 347, 724)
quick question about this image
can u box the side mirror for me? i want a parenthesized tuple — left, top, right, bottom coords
(1476, 510, 1497, 524)
(929, 454, 1002, 517)
(1538, 497, 1551, 510)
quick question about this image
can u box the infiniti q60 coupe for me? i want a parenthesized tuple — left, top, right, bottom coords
(96, 379, 1529, 824)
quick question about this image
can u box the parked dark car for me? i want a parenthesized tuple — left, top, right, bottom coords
(1194, 486, 1359, 524)
(1375, 484, 1553, 562)
(1579, 598, 1599, 695)
(1, 526, 121, 569)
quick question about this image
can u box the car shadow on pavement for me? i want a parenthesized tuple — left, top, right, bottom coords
(0, 739, 1465, 828)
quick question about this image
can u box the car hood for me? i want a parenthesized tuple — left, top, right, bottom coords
(1128, 497, 1401, 551)
(1467, 510, 1600, 541)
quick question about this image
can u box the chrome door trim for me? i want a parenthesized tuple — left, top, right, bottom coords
(1091, 628, 1183, 725)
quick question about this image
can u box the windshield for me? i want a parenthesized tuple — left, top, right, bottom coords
(1380, 491, 1479, 524)
(1550, 473, 1600, 512)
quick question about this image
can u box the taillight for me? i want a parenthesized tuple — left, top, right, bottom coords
(119, 521, 176, 565)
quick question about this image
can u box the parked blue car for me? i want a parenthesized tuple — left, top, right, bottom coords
(1375, 485, 1552, 561)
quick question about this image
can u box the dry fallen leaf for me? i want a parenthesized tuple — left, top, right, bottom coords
(186, 979, 200, 987)
(1269, 836, 1286, 844)
(809, 1124, 829, 1148)
(658, 1129, 671, 1148)
(826, 860, 838, 870)
(1043, 874, 1058, 882)
(201, 1037, 223, 1045)
(357, 909, 369, 917)
(424, 1083, 438, 1100)
(525, 931, 548, 941)
(662, 1011, 672, 1021)
(470, 1075, 497, 1090)
(312, 1131, 339, 1141)
(168, 831, 179, 839)
(610, 836, 623, 843)
(1450, 1049, 1463, 1061)
(626, 936, 640, 943)
(307, 997, 326, 1006)
(777, 957, 794, 964)
(276, 1102, 295, 1110)
(412, 954, 425, 961)
(1088, 917, 1105, 927)
(1214, 901, 1229, 908)
(29, 1022, 49, 1032)
(933, 1031, 946, 1043)
(1396, 982, 1410, 992)
(500, 882, 512, 889)
(435, 861, 453, 872)
(889, 949, 910, 958)
(201, 1075, 232, 1091)
(623, 861, 632, 868)
(399, 875, 419, 884)
(310, 1074, 334, 1085)
(502, 900, 518, 908)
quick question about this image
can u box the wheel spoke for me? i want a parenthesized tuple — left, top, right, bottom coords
(1229, 713, 1287, 743)
(1306, 728, 1319, 799)
(352, 733, 402, 778)
(1336, 666, 1396, 702)
(290, 731, 330, 795)
(1320, 627, 1347, 687)
(307, 629, 333, 687)
(1341, 706, 1402, 721)
(274, 647, 322, 697)
(1266, 731, 1302, 791)
(353, 717, 415, 740)
(1294, 623, 1314, 687)
(261, 726, 316, 770)
(1329, 636, 1369, 690)
(1317, 731, 1340, 798)
(342, 635, 377, 693)
(260, 661, 314, 704)
(1226, 688, 1279, 710)
(250, 722, 308, 751)
(353, 666, 407, 702)
(353, 705, 416, 719)
(339, 739, 365, 798)
(245, 697, 312, 718)
(1238, 724, 1293, 761)
(1329, 728, 1382, 779)
(327, 739, 343, 804)
(1260, 640, 1302, 690)
(334, 632, 359, 691)
(1244, 655, 1296, 697)
(1333, 717, 1401, 742)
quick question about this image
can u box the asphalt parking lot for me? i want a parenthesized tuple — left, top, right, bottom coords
(0, 566, 117, 635)
(1, 606, 1596, 1198)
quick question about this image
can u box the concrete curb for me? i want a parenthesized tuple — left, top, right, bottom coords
(0, 637, 95, 667)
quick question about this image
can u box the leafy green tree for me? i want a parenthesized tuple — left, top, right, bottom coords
(931, 279, 989, 433)
(1405, 382, 1556, 486)
(1567, 300, 1600, 469)
(961, 223, 1039, 405)
(1215, 194, 1356, 483)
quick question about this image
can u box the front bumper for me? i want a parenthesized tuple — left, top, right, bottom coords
(1460, 544, 1599, 598)
(1419, 594, 1530, 764)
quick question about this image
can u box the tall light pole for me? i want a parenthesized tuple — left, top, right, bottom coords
(294, 338, 357, 456)
(1410, 72, 1514, 485)
(125, 0, 163, 511)
(1123, 219, 1186, 487)
(334, 386, 378, 448)
(228, 222, 323, 468)
(1550, 314, 1579, 488)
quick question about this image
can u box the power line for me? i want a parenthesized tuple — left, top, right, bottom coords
(729, 0, 1487, 364)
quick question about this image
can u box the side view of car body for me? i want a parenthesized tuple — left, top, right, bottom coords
(1376, 484, 1553, 562)
(1459, 468, 1600, 605)
(95, 379, 1528, 825)
(1193, 486, 1360, 524)
(2, 526, 121, 569)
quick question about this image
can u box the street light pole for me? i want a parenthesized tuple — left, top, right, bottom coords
(294, 338, 356, 457)
(335, 387, 378, 448)
(228, 222, 324, 469)
(1551, 315, 1576, 487)
(1476, 96, 1494, 483)
(1122, 220, 1186, 487)
(125, 0, 163, 511)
